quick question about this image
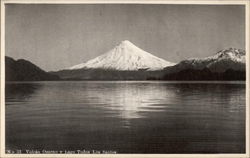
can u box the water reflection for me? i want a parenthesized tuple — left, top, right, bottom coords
(83, 82, 176, 119)
(5, 81, 245, 120)
(5, 81, 245, 153)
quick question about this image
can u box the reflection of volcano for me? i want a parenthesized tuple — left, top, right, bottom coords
(84, 82, 176, 119)
(86, 82, 245, 121)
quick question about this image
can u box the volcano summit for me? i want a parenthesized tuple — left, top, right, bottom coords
(68, 40, 175, 71)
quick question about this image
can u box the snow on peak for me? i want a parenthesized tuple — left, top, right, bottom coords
(209, 48, 245, 63)
(120, 40, 133, 46)
(69, 40, 175, 71)
(186, 48, 245, 63)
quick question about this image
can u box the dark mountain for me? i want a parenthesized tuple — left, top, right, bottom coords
(5, 56, 60, 81)
(158, 68, 245, 81)
(52, 68, 163, 80)
(52, 67, 245, 81)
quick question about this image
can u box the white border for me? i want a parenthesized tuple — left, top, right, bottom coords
(0, 0, 249, 158)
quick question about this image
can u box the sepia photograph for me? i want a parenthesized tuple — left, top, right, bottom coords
(0, 0, 249, 157)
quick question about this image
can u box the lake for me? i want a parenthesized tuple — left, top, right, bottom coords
(5, 81, 246, 153)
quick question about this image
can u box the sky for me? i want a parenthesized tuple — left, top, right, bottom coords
(5, 4, 245, 71)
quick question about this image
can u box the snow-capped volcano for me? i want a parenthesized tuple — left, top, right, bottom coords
(68, 40, 175, 71)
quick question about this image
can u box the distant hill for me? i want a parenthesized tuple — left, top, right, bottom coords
(52, 68, 163, 80)
(163, 48, 245, 74)
(5, 56, 60, 81)
(153, 68, 245, 81)
(52, 67, 245, 81)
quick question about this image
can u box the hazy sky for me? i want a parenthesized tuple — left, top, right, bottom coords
(6, 4, 245, 71)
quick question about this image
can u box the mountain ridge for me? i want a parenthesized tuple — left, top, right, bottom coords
(53, 47, 245, 80)
(164, 48, 245, 73)
(5, 56, 60, 81)
(5, 45, 245, 81)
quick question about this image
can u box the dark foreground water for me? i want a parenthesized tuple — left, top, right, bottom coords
(5, 81, 245, 153)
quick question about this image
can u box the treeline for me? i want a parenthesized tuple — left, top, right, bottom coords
(147, 68, 245, 81)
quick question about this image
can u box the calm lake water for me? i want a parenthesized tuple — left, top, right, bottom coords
(5, 81, 245, 153)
